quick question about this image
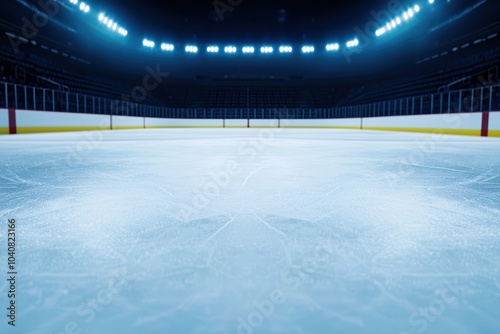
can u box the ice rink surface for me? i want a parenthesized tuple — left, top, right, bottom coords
(0, 128, 500, 334)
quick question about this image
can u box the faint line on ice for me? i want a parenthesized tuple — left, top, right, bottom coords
(397, 163, 475, 174)
(202, 216, 236, 245)
(253, 213, 287, 237)
(240, 165, 267, 189)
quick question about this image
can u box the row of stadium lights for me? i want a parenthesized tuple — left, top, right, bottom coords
(68, 0, 128, 36)
(375, 2, 431, 37)
(68, 0, 436, 51)
(142, 41, 350, 54)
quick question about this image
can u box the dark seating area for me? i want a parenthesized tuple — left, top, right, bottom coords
(190, 86, 311, 109)
(338, 43, 500, 107)
(0, 44, 162, 106)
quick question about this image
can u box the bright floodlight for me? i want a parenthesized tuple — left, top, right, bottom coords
(79, 2, 85, 10)
(118, 28, 128, 36)
(375, 28, 386, 36)
(414, 5, 420, 12)
(107, 20, 113, 28)
(260, 46, 273, 53)
(301, 46, 314, 53)
(386, 22, 392, 30)
(161, 43, 174, 51)
(242, 46, 255, 53)
(279, 46, 292, 53)
(326, 43, 339, 51)
(224, 46, 237, 53)
(391, 20, 396, 28)
(403, 12, 409, 20)
(143, 39, 155, 48)
(408, 8, 414, 17)
(185, 45, 198, 53)
(103, 17, 108, 24)
(84, 5, 89, 13)
(69, 0, 78, 4)
(346, 38, 359, 48)
(207, 46, 219, 53)
(112, 23, 117, 31)
(98, 13, 104, 21)
(396, 17, 401, 24)
(429, 0, 435, 3)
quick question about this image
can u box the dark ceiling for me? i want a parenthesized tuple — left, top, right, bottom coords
(0, 0, 499, 84)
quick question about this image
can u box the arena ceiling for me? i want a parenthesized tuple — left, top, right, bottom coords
(0, 0, 498, 83)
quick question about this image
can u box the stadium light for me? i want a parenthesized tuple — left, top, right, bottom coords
(260, 46, 273, 53)
(346, 38, 359, 48)
(69, 0, 78, 4)
(325, 43, 339, 51)
(185, 45, 198, 53)
(279, 46, 292, 53)
(242, 46, 255, 53)
(161, 43, 174, 51)
(429, 0, 434, 3)
(224, 46, 237, 53)
(408, 8, 414, 17)
(98, 13, 127, 37)
(143, 39, 155, 48)
(375, 28, 386, 36)
(301, 45, 314, 53)
(414, 5, 420, 12)
(207, 46, 219, 53)
(79, 2, 89, 13)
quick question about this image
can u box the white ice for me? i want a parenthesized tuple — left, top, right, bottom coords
(0, 128, 500, 334)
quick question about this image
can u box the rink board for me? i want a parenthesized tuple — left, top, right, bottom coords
(224, 119, 248, 128)
(15, 109, 111, 134)
(1, 109, 499, 137)
(282, 118, 361, 129)
(488, 111, 500, 137)
(0, 109, 8, 134)
(362, 113, 482, 136)
(112, 115, 145, 130)
(145, 118, 222, 128)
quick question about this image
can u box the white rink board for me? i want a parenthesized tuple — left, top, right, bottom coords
(0, 109, 8, 130)
(250, 119, 279, 127)
(489, 111, 500, 130)
(363, 113, 482, 130)
(145, 117, 172, 127)
(16, 110, 111, 127)
(284, 118, 361, 127)
(225, 119, 247, 127)
(112, 115, 144, 128)
(145, 118, 223, 127)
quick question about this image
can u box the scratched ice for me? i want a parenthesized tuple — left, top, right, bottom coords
(0, 129, 499, 334)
